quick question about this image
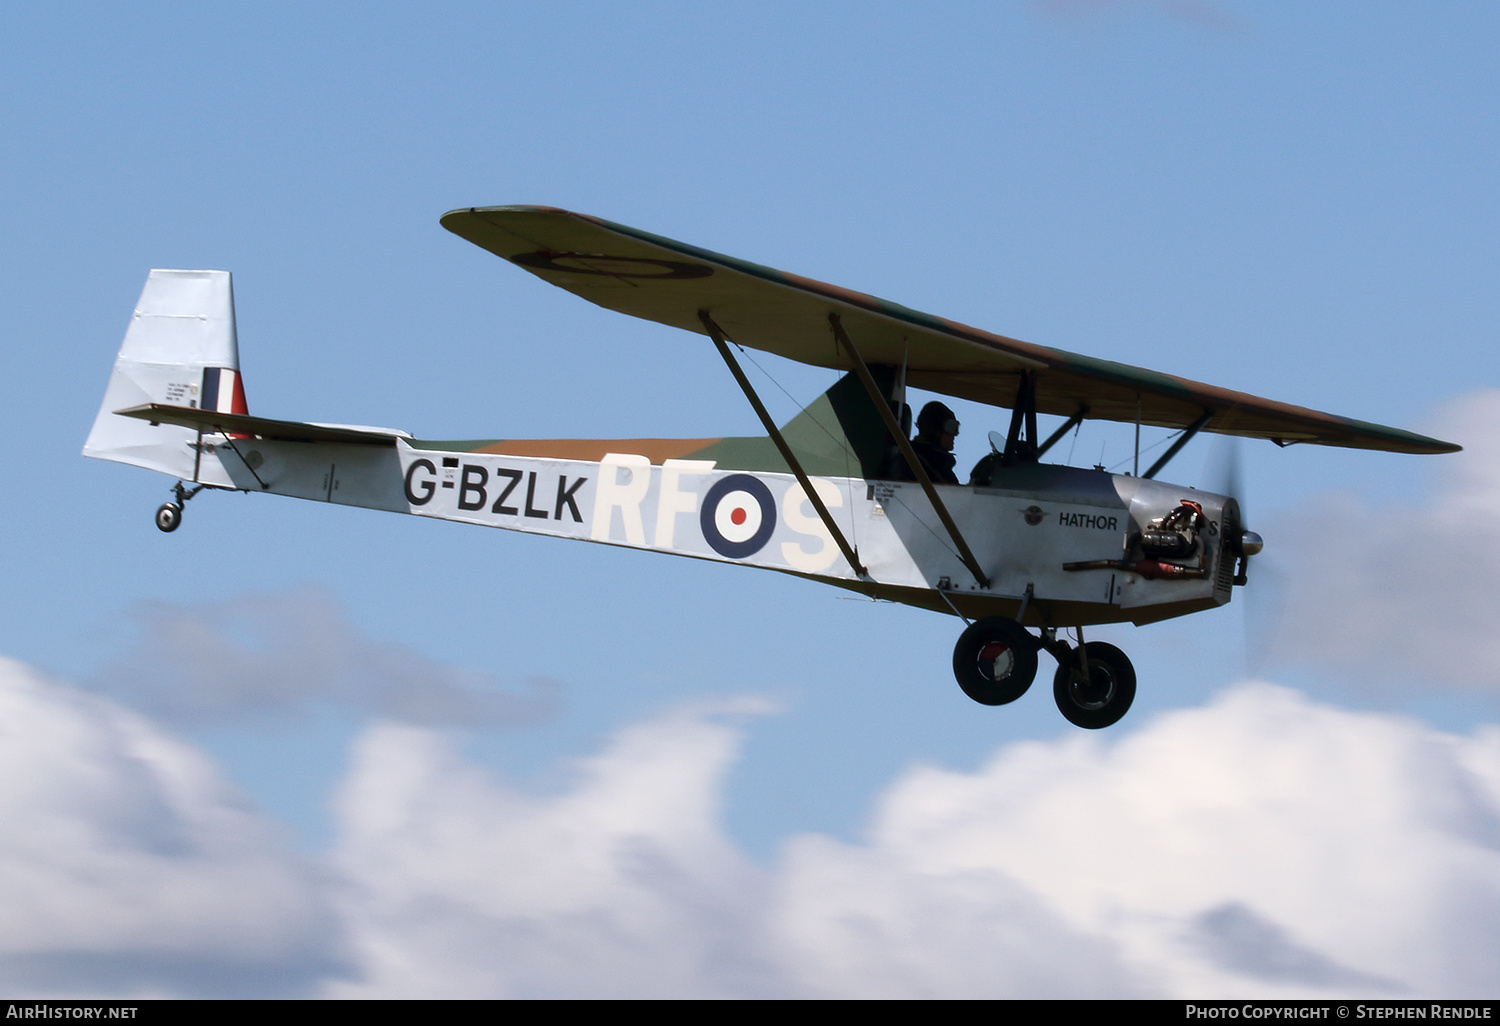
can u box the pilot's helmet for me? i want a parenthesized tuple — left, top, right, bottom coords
(917, 400, 960, 437)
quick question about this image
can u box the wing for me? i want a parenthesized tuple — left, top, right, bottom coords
(115, 404, 406, 446)
(441, 206, 1459, 455)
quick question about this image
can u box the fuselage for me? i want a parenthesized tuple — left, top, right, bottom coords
(195, 433, 1235, 628)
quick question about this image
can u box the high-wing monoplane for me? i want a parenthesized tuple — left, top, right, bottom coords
(85, 207, 1460, 728)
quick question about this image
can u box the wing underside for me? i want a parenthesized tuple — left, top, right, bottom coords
(440, 205, 1458, 455)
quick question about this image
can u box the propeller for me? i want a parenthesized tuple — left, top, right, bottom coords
(1204, 434, 1277, 674)
(1205, 434, 1263, 585)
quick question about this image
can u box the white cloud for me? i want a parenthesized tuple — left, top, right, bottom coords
(326, 697, 779, 998)
(5, 647, 1497, 998)
(1266, 389, 1500, 690)
(91, 585, 557, 726)
(325, 684, 1500, 998)
(0, 657, 342, 997)
(1431, 391, 1500, 519)
(763, 835, 1145, 998)
(789, 684, 1500, 997)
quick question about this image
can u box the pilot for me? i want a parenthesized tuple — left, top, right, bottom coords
(897, 400, 961, 485)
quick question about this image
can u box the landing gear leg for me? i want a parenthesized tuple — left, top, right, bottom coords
(155, 481, 206, 534)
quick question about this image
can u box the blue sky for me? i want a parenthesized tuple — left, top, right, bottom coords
(1, 1, 1498, 997)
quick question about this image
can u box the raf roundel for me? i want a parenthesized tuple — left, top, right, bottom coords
(700, 474, 777, 559)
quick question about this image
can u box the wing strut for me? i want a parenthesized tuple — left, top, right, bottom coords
(1036, 404, 1090, 458)
(829, 313, 991, 590)
(1142, 409, 1212, 480)
(699, 311, 870, 581)
(1003, 371, 1040, 462)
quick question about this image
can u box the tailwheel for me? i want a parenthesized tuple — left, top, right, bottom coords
(952, 617, 1038, 706)
(155, 481, 206, 533)
(155, 502, 182, 533)
(1053, 642, 1136, 729)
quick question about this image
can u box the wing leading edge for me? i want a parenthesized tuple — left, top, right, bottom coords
(441, 205, 1459, 456)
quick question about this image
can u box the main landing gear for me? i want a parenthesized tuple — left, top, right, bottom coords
(951, 617, 1136, 729)
(1052, 642, 1135, 730)
(952, 617, 1038, 706)
(154, 481, 206, 533)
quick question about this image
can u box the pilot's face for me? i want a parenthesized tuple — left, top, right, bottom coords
(938, 417, 959, 451)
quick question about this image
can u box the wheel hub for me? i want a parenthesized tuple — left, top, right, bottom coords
(977, 641, 1015, 682)
(1068, 665, 1116, 711)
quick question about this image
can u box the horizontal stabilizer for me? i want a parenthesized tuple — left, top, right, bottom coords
(114, 404, 408, 447)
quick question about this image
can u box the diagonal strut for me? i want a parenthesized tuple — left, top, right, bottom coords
(829, 313, 990, 590)
(699, 311, 870, 581)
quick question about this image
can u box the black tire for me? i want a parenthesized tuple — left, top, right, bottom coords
(155, 502, 182, 533)
(1053, 642, 1136, 729)
(952, 617, 1038, 706)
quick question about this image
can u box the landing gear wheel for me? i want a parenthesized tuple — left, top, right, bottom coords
(155, 502, 182, 533)
(1053, 642, 1135, 729)
(952, 617, 1038, 706)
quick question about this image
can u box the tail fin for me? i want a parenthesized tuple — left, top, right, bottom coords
(83, 270, 247, 485)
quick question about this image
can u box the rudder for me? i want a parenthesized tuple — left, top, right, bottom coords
(83, 269, 247, 485)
